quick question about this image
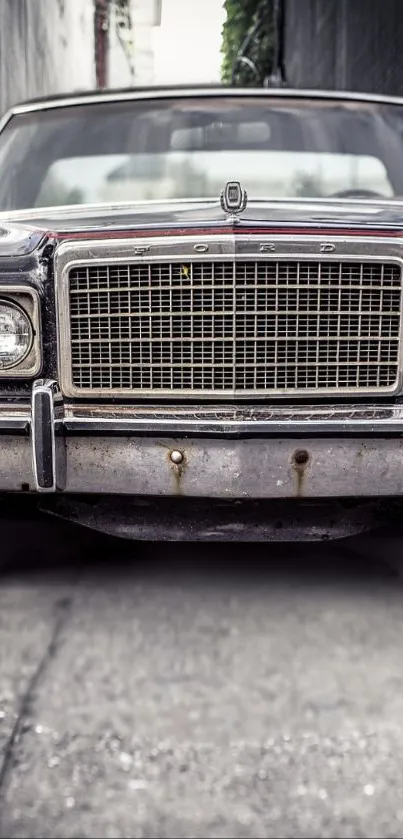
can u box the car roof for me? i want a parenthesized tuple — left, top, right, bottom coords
(7, 85, 403, 116)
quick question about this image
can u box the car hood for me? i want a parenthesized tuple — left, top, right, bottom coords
(1, 197, 403, 236)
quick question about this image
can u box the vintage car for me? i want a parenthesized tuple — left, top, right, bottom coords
(1, 85, 403, 541)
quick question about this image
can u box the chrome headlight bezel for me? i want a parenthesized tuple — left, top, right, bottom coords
(0, 287, 41, 377)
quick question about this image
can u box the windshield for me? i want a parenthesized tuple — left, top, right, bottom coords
(1, 95, 403, 210)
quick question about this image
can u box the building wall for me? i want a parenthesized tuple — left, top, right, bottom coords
(0, 0, 95, 115)
(283, 0, 403, 95)
(108, 0, 159, 88)
(108, 0, 135, 87)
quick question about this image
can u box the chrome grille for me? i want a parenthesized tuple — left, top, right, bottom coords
(68, 260, 402, 396)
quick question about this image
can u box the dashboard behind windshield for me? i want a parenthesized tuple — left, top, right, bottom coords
(1, 96, 403, 210)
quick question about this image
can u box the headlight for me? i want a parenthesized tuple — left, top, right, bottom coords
(0, 301, 33, 369)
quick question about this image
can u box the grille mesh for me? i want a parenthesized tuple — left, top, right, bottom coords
(68, 260, 402, 395)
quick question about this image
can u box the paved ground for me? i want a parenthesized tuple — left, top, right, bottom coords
(0, 517, 403, 837)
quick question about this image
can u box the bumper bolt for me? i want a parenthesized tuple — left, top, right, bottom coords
(170, 450, 184, 465)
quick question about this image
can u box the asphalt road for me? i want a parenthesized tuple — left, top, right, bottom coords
(0, 518, 403, 838)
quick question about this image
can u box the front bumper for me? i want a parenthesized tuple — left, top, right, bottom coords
(2, 379, 403, 500)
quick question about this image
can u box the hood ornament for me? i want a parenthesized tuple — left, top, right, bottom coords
(220, 180, 247, 223)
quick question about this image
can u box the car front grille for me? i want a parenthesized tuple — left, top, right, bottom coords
(67, 259, 402, 397)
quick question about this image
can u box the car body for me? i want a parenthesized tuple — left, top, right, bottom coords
(1, 85, 403, 540)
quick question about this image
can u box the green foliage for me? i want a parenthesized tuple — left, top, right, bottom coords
(221, 0, 274, 86)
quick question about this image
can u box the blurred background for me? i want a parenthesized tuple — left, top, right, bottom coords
(2, 0, 403, 117)
(0, 0, 224, 115)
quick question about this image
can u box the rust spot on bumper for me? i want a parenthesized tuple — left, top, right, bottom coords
(292, 449, 310, 497)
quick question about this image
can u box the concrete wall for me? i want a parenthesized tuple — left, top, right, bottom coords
(108, 0, 135, 88)
(108, 0, 158, 88)
(0, 0, 96, 116)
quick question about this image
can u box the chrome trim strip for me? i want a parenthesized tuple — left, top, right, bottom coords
(61, 404, 403, 435)
(54, 233, 403, 265)
(4, 399, 403, 437)
(0, 419, 29, 431)
(0, 400, 403, 436)
(0, 404, 30, 431)
(55, 235, 403, 401)
(8, 87, 403, 119)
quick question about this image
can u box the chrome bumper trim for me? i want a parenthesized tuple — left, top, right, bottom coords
(0, 403, 31, 432)
(1, 389, 403, 496)
(61, 436, 403, 497)
(0, 418, 30, 432)
(31, 380, 66, 493)
(4, 398, 403, 437)
(61, 403, 403, 435)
